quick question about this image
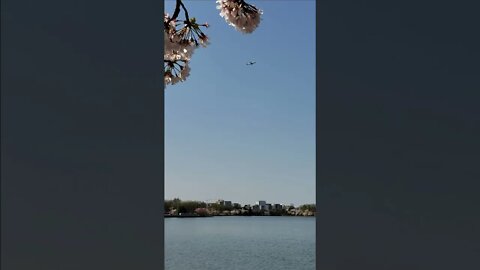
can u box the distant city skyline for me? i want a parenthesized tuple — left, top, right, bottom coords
(165, 1, 315, 206)
(164, 197, 312, 207)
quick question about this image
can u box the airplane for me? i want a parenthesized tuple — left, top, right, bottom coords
(246, 61, 256, 66)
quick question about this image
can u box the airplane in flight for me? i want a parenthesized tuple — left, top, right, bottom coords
(246, 61, 256, 66)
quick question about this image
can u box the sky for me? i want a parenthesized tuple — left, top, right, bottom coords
(164, 0, 316, 206)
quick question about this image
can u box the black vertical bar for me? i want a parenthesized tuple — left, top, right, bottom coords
(1, 1, 165, 269)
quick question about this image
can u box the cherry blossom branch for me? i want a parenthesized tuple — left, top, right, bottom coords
(169, 0, 182, 23)
(179, 0, 190, 22)
(164, 0, 263, 87)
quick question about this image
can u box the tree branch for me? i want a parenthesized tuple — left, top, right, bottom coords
(179, 0, 190, 22)
(169, 0, 182, 23)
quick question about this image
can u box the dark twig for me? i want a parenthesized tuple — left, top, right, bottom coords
(168, 0, 182, 23)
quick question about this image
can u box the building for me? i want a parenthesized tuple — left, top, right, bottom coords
(216, 199, 232, 207)
(273, 204, 282, 210)
(256, 200, 268, 211)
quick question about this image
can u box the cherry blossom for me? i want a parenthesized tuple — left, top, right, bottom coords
(216, 0, 263, 34)
(164, 0, 262, 86)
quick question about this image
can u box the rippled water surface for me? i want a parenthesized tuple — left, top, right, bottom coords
(165, 216, 315, 270)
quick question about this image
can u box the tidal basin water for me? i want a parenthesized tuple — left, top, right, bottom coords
(165, 216, 315, 270)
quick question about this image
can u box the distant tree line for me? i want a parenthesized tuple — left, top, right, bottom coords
(164, 198, 316, 216)
(207, 202, 242, 212)
(164, 198, 206, 214)
(299, 204, 316, 212)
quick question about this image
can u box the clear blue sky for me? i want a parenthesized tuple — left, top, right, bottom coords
(165, 0, 315, 206)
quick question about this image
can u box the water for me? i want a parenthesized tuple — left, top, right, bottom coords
(165, 216, 315, 270)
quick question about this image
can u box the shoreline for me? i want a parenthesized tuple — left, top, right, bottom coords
(165, 199, 315, 219)
(164, 215, 315, 218)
